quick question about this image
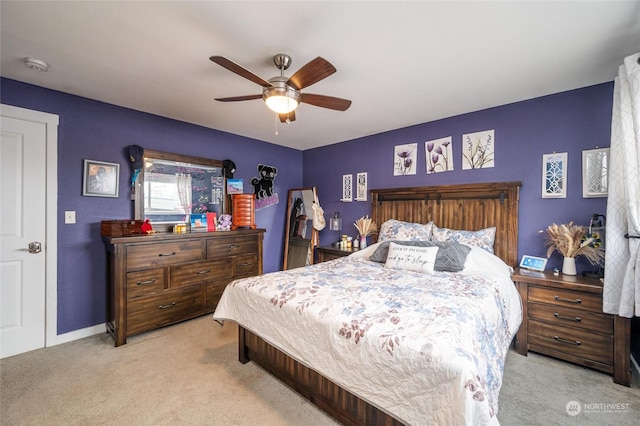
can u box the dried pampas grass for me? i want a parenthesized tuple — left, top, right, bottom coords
(544, 222, 604, 265)
(354, 216, 378, 237)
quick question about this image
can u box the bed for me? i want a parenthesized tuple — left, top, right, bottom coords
(213, 181, 522, 425)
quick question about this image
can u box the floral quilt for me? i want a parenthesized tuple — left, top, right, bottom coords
(213, 251, 521, 425)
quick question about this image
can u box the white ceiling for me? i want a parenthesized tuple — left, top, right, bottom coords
(2, 1, 639, 151)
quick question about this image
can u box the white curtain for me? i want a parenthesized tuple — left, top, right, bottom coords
(176, 173, 192, 214)
(603, 53, 640, 318)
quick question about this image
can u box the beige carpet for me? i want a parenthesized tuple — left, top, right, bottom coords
(1, 316, 638, 425)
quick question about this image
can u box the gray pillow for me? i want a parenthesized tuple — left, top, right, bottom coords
(369, 240, 471, 272)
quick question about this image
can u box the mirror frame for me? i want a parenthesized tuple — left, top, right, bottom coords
(283, 187, 319, 270)
(134, 149, 226, 232)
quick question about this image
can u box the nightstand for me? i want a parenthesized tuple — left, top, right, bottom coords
(513, 268, 631, 386)
(316, 245, 359, 263)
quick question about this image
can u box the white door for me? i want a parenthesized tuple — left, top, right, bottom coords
(0, 114, 48, 358)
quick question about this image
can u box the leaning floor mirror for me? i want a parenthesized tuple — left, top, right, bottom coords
(283, 188, 319, 270)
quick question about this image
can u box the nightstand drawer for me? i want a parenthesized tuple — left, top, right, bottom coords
(528, 319, 613, 366)
(529, 286, 602, 312)
(528, 302, 613, 334)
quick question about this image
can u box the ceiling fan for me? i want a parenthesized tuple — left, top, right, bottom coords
(210, 54, 351, 123)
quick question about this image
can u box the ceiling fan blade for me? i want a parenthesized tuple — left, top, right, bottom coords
(215, 94, 263, 102)
(287, 57, 336, 90)
(210, 56, 273, 88)
(278, 111, 296, 123)
(301, 93, 352, 111)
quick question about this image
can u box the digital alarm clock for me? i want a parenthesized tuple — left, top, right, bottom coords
(519, 255, 548, 272)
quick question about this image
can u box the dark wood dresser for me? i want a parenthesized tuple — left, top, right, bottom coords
(104, 229, 264, 346)
(513, 268, 631, 386)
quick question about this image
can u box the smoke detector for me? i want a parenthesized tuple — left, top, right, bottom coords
(24, 57, 49, 72)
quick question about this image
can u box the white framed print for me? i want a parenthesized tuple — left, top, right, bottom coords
(582, 147, 609, 198)
(542, 152, 567, 198)
(355, 172, 367, 201)
(83, 159, 119, 197)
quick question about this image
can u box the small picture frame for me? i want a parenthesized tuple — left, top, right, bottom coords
(542, 152, 567, 198)
(355, 172, 367, 201)
(582, 148, 609, 198)
(341, 174, 352, 202)
(83, 159, 120, 197)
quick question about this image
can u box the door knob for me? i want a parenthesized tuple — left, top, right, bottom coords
(28, 242, 42, 254)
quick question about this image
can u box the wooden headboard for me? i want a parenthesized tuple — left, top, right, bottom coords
(370, 181, 521, 267)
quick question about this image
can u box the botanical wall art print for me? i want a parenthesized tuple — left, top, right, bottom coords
(462, 129, 494, 170)
(393, 143, 417, 176)
(582, 147, 609, 198)
(425, 136, 453, 174)
(542, 152, 568, 198)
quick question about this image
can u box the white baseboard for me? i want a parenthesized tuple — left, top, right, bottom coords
(51, 323, 106, 346)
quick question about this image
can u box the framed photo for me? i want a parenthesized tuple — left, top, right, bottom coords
(582, 148, 609, 198)
(541, 152, 567, 198)
(83, 159, 119, 197)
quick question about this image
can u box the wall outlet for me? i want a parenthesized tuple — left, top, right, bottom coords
(64, 211, 76, 224)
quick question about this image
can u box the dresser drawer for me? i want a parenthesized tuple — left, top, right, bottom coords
(205, 279, 230, 311)
(207, 236, 258, 259)
(126, 268, 166, 299)
(528, 319, 613, 366)
(170, 259, 233, 287)
(528, 302, 613, 334)
(234, 254, 259, 278)
(127, 286, 204, 336)
(127, 241, 204, 270)
(529, 286, 602, 312)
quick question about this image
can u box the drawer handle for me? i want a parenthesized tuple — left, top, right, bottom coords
(553, 336, 581, 346)
(136, 279, 157, 286)
(553, 312, 582, 322)
(196, 269, 211, 275)
(228, 244, 239, 249)
(554, 295, 581, 304)
(240, 263, 251, 267)
(158, 302, 177, 310)
(159, 252, 176, 257)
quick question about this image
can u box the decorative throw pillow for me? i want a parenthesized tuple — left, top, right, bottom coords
(377, 219, 434, 243)
(384, 242, 439, 274)
(369, 240, 471, 272)
(431, 225, 496, 254)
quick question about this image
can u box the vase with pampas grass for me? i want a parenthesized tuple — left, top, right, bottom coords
(354, 216, 377, 249)
(544, 222, 605, 275)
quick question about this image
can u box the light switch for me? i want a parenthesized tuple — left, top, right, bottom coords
(64, 211, 76, 224)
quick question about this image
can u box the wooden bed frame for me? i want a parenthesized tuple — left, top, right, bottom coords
(238, 181, 521, 425)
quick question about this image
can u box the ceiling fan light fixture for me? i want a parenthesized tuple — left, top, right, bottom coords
(263, 77, 300, 114)
(265, 94, 299, 114)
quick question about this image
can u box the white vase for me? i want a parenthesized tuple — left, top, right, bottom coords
(360, 235, 367, 249)
(562, 257, 577, 275)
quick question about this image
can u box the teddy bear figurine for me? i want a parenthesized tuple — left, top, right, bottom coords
(218, 214, 232, 231)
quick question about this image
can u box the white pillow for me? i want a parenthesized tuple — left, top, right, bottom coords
(384, 242, 438, 274)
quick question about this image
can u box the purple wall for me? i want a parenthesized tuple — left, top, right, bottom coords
(1, 78, 302, 334)
(1, 78, 612, 335)
(304, 83, 611, 273)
